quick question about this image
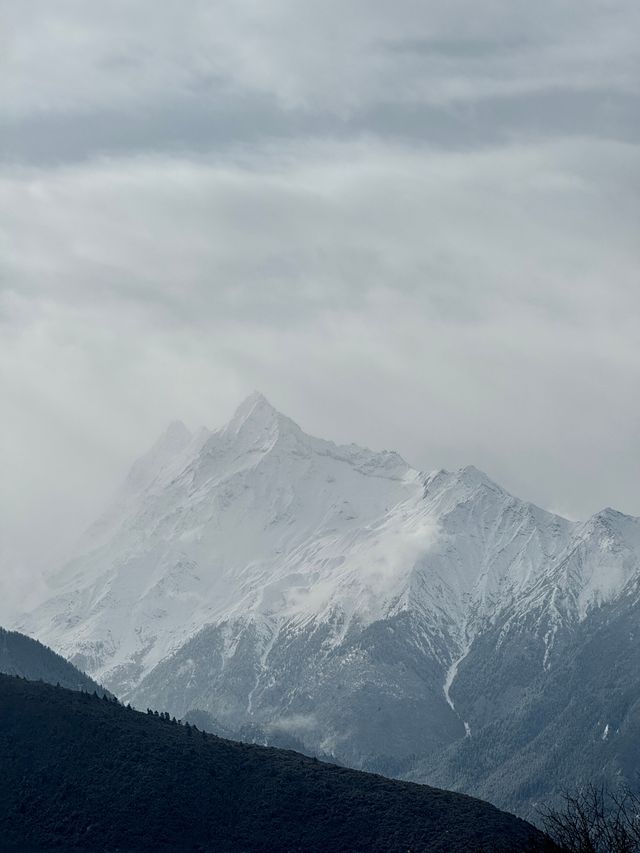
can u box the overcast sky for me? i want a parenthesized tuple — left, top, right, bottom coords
(1, 1, 639, 618)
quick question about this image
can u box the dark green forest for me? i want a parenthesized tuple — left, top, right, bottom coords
(0, 674, 546, 852)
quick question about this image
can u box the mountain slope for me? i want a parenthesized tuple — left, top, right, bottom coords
(0, 626, 108, 696)
(0, 674, 547, 852)
(410, 575, 640, 819)
(17, 393, 640, 811)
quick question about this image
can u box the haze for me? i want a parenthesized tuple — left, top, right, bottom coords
(1, 0, 639, 619)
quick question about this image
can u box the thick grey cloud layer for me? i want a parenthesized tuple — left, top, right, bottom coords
(1, 1, 639, 618)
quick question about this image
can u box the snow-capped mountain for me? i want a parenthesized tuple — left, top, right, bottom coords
(18, 393, 640, 812)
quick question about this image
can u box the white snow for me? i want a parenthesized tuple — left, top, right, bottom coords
(443, 634, 473, 737)
(17, 392, 640, 706)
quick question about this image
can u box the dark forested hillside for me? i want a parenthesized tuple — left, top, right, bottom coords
(0, 675, 547, 852)
(0, 626, 108, 695)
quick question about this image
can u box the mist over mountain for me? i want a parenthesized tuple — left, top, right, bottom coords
(17, 393, 640, 817)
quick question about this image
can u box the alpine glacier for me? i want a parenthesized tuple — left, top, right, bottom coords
(18, 392, 640, 813)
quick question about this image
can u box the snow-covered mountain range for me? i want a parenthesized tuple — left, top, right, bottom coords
(18, 392, 640, 814)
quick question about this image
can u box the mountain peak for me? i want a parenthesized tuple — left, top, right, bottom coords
(223, 391, 299, 440)
(232, 391, 277, 421)
(124, 419, 192, 494)
(452, 464, 500, 491)
(163, 419, 192, 445)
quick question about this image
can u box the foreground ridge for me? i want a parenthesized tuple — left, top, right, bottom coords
(0, 674, 546, 852)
